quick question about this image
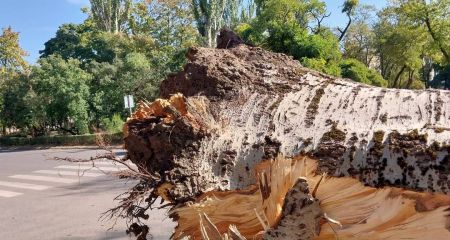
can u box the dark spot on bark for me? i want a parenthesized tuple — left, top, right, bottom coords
(303, 138, 312, 147)
(434, 128, 445, 133)
(320, 123, 346, 142)
(397, 157, 407, 169)
(305, 87, 326, 127)
(264, 136, 281, 160)
(369, 131, 385, 159)
(314, 123, 347, 173)
(435, 93, 443, 122)
(379, 113, 388, 124)
(268, 96, 282, 111)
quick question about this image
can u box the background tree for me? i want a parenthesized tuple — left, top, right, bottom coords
(342, 4, 377, 67)
(4, 0, 450, 138)
(39, 23, 100, 63)
(30, 56, 91, 135)
(395, 0, 450, 63)
(0, 27, 28, 75)
(89, 0, 132, 34)
(192, 0, 250, 47)
(236, 0, 342, 75)
(87, 52, 158, 126)
(0, 27, 29, 134)
(192, 0, 228, 47)
(374, 5, 429, 89)
(38, 0, 199, 131)
(337, 0, 359, 41)
(0, 75, 34, 134)
(390, 0, 450, 89)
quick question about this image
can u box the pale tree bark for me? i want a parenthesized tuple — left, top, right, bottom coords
(89, 0, 131, 34)
(122, 30, 450, 239)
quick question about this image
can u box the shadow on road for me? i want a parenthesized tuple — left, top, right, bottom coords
(52, 177, 136, 197)
(0, 146, 51, 153)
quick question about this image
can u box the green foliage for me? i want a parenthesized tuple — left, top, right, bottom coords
(5, 0, 450, 141)
(374, 6, 428, 88)
(31, 55, 91, 134)
(87, 51, 159, 124)
(0, 74, 34, 130)
(89, 0, 132, 33)
(38, 1, 199, 131)
(296, 30, 341, 62)
(238, 1, 343, 78)
(342, 5, 377, 67)
(101, 113, 124, 133)
(0, 27, 28, 76)
(409, 79, 425, 90)
(342, 0, 358, 15)
(40, 23, 100, 63)
(301, 57, 341, 76)
(340, 59, 388, 87)
(130, 0, 198, 48)
(395, 0, 450, 63)
(40, 23, 157, 64)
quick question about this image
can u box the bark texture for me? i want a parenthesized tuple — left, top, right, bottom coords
(124, 35, 450, 206)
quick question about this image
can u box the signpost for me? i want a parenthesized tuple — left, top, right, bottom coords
(124, 95, 134, 116)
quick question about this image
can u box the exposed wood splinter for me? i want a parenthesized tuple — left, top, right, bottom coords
(172, 156, 450, 240)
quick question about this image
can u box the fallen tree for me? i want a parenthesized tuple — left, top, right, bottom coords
(121, 29, 450, 239)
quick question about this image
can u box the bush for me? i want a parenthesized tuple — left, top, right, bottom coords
(409, 79, 425, 90)
(235, 23, 253, 43)
(339, 59, 388, 87)
(101, 113, 124, 133)
(0, 132, 123, 146)
(301, 57, 342, 76)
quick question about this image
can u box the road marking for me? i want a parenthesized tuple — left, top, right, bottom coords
(34, 170, 104, 177)
(0, 189, 23, 198)
(9, 175, 78, 184)
(54, 165, 127, 172)
(0, 181, 51, 190)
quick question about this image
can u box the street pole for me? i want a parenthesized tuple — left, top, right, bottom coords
(128, 96, 132, 116)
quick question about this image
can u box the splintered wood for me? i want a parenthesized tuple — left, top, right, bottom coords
(172, 156, 450, 240)
(129, 93, 187, 122)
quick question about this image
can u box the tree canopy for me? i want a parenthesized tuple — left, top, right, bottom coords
(1, 0, 449, 136)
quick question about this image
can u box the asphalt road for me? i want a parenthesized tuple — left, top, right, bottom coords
(0, 147, 175, 240)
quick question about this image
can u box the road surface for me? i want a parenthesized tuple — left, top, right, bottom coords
(0, 147, 175, 240)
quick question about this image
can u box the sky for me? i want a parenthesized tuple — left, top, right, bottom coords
(0, 0, 387, 64)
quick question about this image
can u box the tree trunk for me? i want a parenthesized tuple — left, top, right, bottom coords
(423, 8, 450, 62)
(123, 30, 450, 239)
(393, 64, 406, 88)
(338, 15, 352, 41)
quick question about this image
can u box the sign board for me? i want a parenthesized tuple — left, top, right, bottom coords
(124, 95, 134, 109)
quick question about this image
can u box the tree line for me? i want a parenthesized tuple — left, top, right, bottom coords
(0, 0, 449, 136)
